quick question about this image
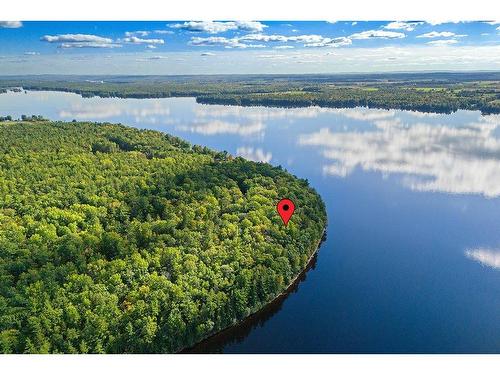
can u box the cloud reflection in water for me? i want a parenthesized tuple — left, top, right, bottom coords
(465, 248, 500, 270)
(299, 111, 500, 197)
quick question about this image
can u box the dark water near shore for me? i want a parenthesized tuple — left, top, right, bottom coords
(1, 90, 500, 353)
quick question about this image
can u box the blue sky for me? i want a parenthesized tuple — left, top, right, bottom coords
(0, 21, 499, 74)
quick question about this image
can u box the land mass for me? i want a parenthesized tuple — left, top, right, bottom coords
(1, 72, 499, 114)
(0, 120, 326, 353)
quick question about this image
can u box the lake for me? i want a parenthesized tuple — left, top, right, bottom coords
(1, 90, 500, 353)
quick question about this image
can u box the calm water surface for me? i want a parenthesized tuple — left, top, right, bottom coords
(1, 90, 500, 353)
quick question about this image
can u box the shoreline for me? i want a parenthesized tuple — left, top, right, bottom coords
(179, 227, 327, 353)
(1, 87, 498, 115)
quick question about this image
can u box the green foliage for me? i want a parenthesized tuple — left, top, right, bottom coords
(0, 120, 326, 353)
(1, 72, 499, 114)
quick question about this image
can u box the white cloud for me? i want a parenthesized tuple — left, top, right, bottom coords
(417, 31, 467, 38)
(0, 21, 22, 28)
(41, 34, 113, 44)
(274, 45, 294, 49)
(236, 147, 272, 163)
(465, 248, 500, 270)
(60, 42, 121, 49)
(240, 34, 288, 42)
(121, 36, 164, 45)
(290, 35, 352, 47)
(40, 34, 122, 49)
(125, 31, 150, 37)
(171, 21, 266, 34)
(288, 34, 349, 47)
(154, 30, 175, 35)
(24, 51, 40, 55)
(189, 36, 264, 49)
(212, 33, 352, 48)
(383, 21, 423, 31)
(146, 45, 157, 49)
(201, 52, 216, 56)
(427, 39, 459, 46)
(235, 21, 267, 33)
(349, 30, 406, 39)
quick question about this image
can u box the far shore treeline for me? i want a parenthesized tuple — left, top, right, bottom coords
(0, 72, 499, 114)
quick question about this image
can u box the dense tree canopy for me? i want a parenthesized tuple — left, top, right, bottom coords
(0, 120, 326, 353)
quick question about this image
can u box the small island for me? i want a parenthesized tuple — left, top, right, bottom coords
(0, 119, 327, 353)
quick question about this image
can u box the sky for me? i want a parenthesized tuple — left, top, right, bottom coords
(0, 21, 499, 75)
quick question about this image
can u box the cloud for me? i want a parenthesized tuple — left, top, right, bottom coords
(239, 34, 288, 42)
(121, 36, 164, 45)
(41, 34, 121, 48)
(24, 51, 40, 55)
(383, 21, 423, 31)
(235, 21, 267, 33)
(236, 147, 272, 163)
(200, 52, 216, 56)
(146, 45, 157, 49)
(189, 36, 264, 49)
(302, 36, 352, 48)
(288, 34, 352, 47)
(349, 30, 406, 39)
(60, 42, 121, 49)
(465, 248, 500, 270)
(195, 33, 352, 48)
(298, 111, 500, 197)
(154, 30, 175, 35)
(0, 21, 22, 28)
(427, 39, 459, 46)
(274, 45, 294, 49)
(41, 34, 113, 44)
(171, 21, 266, 34)
(417, 31, 467, 38)
(125, 31, 150, 37)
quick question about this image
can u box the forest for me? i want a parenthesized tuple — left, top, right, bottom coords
(0, 72, 499, 114)
(0, 120, 327, 353)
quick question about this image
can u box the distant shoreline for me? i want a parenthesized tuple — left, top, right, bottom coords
(1, 71, 499, 115)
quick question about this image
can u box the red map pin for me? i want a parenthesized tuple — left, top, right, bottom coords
(277, 198, 295, 226)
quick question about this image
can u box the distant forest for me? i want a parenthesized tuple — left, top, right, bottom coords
(0, 72, 499, 114)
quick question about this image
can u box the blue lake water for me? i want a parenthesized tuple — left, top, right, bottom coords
(1, 90, 500, 353)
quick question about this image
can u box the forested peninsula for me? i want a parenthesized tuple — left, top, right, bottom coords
(1, 72, 499, 114)
(0, 120, 327, 353)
